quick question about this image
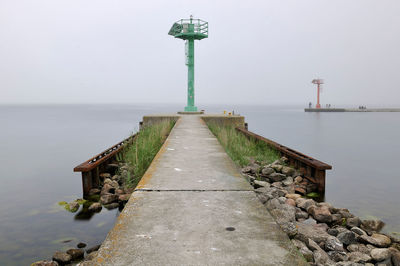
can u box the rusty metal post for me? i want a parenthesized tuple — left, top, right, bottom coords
(315, 169, 326, 194)
(82, 171, 92, 197)
(91, 167, 100, 188)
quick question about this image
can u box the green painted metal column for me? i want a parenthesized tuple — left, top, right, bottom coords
(168, 16, 208, 112)
(185, 36, 196, 112)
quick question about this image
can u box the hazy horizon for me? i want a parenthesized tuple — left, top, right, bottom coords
(1, 0, 399, 106)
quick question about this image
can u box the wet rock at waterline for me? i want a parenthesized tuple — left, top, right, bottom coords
(31, 260, 59, 266)
(66, 248, 84, 261)
(100, 194, 118, 205)
(86, 244, 101, 254)
(88, 188, 101, 196)
(361, 219, 386, 235)
(77, 242, 87, 248)
(104, 202, 119, 210)
(68, 202, 80, 213)
(52, 251, 71, 265)
(88, 202, 102, 212)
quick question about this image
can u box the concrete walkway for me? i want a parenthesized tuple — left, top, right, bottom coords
(93, 115, 306, 266)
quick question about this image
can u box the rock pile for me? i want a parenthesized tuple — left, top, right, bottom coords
(34, 162, 135, 265)
(244, 157, 400, 266)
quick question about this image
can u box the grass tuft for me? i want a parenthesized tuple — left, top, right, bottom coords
(207, 123, 280, 167)
(121, 120, 175, 187)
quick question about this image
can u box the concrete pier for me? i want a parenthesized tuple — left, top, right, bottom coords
(92, 115, 307, 265)
(305, 108, 400, 112)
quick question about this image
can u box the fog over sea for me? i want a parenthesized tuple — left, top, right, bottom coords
(0, 104, 399, 265)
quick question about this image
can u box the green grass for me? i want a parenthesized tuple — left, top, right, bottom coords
(207, 123, 280, 167)
(121, 120, 175, 187)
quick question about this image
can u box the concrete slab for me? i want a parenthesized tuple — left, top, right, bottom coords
(94, 191, 306, 266)
(136, 116, 253, 191)
(92, 115, 307, 265)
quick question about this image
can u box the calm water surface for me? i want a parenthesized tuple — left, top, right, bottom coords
(0, 104, 399, 265)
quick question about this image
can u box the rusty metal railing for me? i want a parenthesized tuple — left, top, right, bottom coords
(236, 127, 332, 193)
(74, 134, 136, 197)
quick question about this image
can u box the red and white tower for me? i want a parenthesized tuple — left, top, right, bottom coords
(312, 79, 324, 109)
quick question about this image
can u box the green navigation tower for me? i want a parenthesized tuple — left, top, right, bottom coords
(168, 16, 208, 112)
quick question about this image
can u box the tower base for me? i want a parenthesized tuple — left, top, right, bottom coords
(184, 106, 198, 112)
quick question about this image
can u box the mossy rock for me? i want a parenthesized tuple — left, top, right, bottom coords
(306, 192, 320, 198)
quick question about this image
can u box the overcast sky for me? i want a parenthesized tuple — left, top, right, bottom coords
(0, 0, 399, 106)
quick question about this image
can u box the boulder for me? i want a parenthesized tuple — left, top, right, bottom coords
(335, 262, 365, 266)
(328, 228, 339, 237)
(327, 251, 349, 262)
(100, 194, 118, 205)
(294, 186, 306, 195)
(350, 227, 366, 236)
(118, 194, 131, 202)
(266, 198, 281, 210)
(52, 252, 72, 265)
(253, 180, 270, 188)
(376, 258, 394, 266)
(111, 174, 120, 181)
(294, 176, 303, 183)
(88, 188, 101, 196)
(360, 219, 385, 235)
(359, 233, 391, 248)
(110, 180, 119, 189)
(338, 230, 357, 245)
(307, 239, 334, 265)
(269, 204, 296, 222)
(88, 202, 102, 212)
(282, 166, 295, 176)
(285, 193, 301, 200)
(285, 198, 296, 207)
(85, 250, 98, 261)
(261, 167, 275, 176)
(295, 208, 309, 220)
(115, 188, 125, 195)
(104, 202, 119, 210)
(243, 163, 260, 174)
(282, 176, 294, 186)
(325, 236, 345, 252)
(269, 173, 286, 182)
(308, 205, 333, 223)
(31, 261, 59, 266)
(255, 192, 271, 204)
(295, 222, 331, 243)
(77, 242, 86, 248)
(66, 248, 84, 261)
(271, 164, 283, 172)
(370, 248, 391, 261)
(302, 217, 317, 225)
(347, 243, 373, 254)
(331, 214, 342, 224)
(296, 198, 316, 211)
(390, 248, 400, 266)
(68, 202, 79, 212)
(292, 239, 314, 262)
(348, 251, 371, 263)
(271, 182, 283, 188)
(100, 184, 114, 195)
(346, 217, 361, 228)
(99, 173, 111, 179)
(86, 244, 101, 254)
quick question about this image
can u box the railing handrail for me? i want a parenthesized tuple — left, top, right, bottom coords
(236, 127, 332, 170)
(73, 134, 136, 172)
